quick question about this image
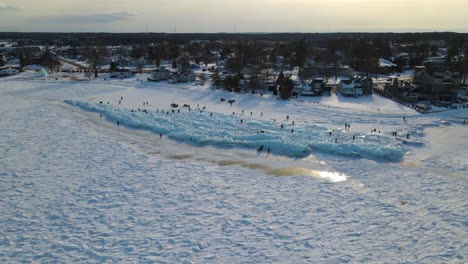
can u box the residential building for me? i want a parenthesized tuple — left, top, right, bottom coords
(413, 66, 460, 101)
(148, 67, 171, 81)
(0, 67, 20, 76)
(169, 69, 195, 83)
(338, 77, 373, 97)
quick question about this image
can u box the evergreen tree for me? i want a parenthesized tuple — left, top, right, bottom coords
(153, 51, 161, 68)
(226, 56, 243, 73)
(293, 40, 307, 68)
(212, 68, 221, 89)
(279, 76, 294, 100)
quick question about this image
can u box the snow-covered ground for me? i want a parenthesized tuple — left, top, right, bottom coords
(0, 72, 467, 263)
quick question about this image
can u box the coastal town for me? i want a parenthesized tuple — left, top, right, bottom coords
(1, 33, 467, 113)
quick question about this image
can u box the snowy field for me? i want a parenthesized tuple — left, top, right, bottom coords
(0, 71, 467, 263)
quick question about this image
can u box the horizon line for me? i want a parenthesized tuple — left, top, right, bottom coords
(1, 31, 467, 34)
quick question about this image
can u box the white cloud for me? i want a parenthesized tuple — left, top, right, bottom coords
(0, 1, 20, 11)
(31, 12, 136, 24)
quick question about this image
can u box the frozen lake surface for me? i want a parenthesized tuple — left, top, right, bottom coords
(0, 72, 466, 263)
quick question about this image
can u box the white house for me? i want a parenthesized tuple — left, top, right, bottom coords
(0, 67, 19, 76)
(293, 78, 325, 97)
(148, 67, 171, 81)
(338, 78, 364, 97)
(169, 69, 195, 83)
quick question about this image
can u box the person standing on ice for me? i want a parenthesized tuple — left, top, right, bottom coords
(267, 147, 271, 154)
(407, 133, 410, 139)
(286, 115, 289, 120)
(99, 114, 102, 119)
(257, 145, 264, 152)
(329, 131, 332, 136)
(117, 121, 120, 126)
(160, 133, 162, 138)
(353, 135, 356, 142)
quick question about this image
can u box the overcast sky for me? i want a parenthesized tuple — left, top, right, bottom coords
(0, 0, 467, 33)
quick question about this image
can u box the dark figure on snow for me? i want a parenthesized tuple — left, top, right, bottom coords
(286, 115, 289, 120)
(250, 112, 253, 116)
(267, 147, 271, 154)
(242, 110, 244, 114)
(292, 121, 295, 125)
(257, 145, 264, 152)
(210, 113, 213, 117)
(353, 135, 356, 142)
(329, 131, 332, 136)
(407, 133, 410, 139)
(335, 138, 338, 143)
(99, 114, 102, 119)
(117, 121, 120, 126)
(261, 112, 263, 117)
(121, 96, 123, 100)
(241, 119, 243, 124)
(291, 129, 294, 133)
(160, 133, 162, 138)
(281, 124, 284, 129)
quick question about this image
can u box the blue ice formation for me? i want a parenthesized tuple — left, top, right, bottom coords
(65, 100, 406, 161)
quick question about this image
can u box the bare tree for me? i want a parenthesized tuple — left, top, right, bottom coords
(85, 45, 108, 78)
(135, 57, 145, 74)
